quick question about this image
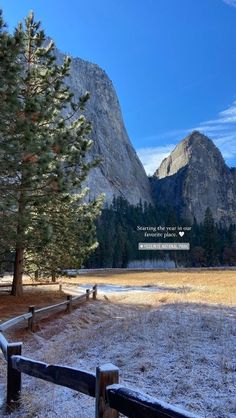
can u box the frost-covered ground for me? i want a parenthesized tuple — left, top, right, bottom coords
(0, 294, 235, 418)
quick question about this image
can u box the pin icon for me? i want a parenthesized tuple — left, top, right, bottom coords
(179, 231, 185, 237)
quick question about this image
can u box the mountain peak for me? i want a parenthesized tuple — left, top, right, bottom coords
(151, 132, 236, 225)
(154, 131, 223, 179)
(184, 130, 217, 148)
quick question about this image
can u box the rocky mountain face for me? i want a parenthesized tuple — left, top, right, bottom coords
(151, 131, 236, 225)
(55, 48, 152, 205)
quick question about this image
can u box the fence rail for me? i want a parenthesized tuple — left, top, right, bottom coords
(34, 299, 71, 314)
(0, 332, 8, 359)
(11, 355, 96, 397)
(0, 283, 201, 418)
(0, 313, 32, 332)
(106, 385, 199, 418)
(0, 282, 60, 289)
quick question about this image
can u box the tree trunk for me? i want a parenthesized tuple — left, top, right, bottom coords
(11, 190, 25, 297)
(51, 272, 56, 282)
(12, 247, 24, 296)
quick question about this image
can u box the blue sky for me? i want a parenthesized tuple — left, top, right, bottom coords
(1, 0, 236, 174)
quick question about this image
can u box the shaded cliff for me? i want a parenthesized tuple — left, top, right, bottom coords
(151, 131, 236, 225)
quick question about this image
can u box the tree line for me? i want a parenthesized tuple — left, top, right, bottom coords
(86, 197, 236, 268)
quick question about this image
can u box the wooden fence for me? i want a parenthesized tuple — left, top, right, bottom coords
(0, 284, 97, 333)
(0, 282, 60, 288)
(0, 284, 201, 418)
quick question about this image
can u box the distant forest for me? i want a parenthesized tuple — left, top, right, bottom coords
(86, 197, 236, 268)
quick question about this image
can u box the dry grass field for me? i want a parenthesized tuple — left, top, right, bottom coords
(62, 269, 236, 306)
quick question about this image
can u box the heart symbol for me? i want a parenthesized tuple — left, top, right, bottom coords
(179, 231, 185, 237)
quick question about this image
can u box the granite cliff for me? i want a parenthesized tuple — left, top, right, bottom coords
(55, 48, 152, 205)
(151, 131, 236, 225)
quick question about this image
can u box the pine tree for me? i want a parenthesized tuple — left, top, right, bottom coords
(27, 193, 102, 280)
(0, 11, 22, 262)
(203, 208, 219, 266)
(0, 11, 103, 295)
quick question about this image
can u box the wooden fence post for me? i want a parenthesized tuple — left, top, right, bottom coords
(95, 363, 119, 418)
(28, 305, 35, 332)
(7, 342, 22, 411)
(66, 295, 72, 313)
(86, 289, 90, 301)
(59, 284, 62, 293)
(93, 284, 97, 300)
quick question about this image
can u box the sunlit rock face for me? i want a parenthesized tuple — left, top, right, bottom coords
(151, 131, 236, 225)
(55, 48, 153, 205)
